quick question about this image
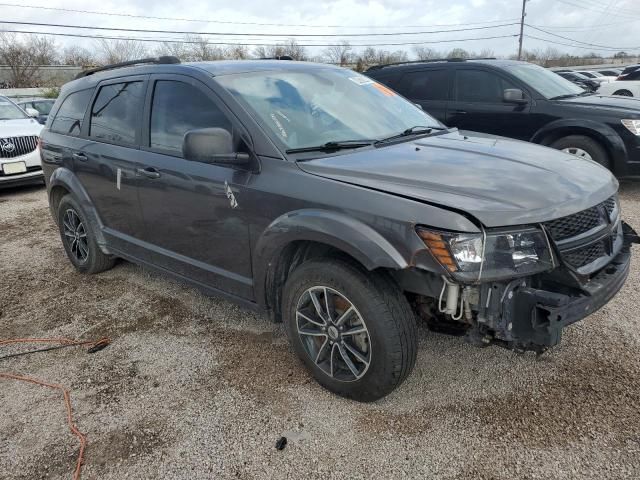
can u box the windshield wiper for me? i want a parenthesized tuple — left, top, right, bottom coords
(375, 125, 447, 144)
(286, 140, 375, 154)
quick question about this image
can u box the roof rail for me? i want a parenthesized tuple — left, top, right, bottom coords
(366, 57, 497, 71)
(75, 56, 181, 79)
(259, 55, 294, 61)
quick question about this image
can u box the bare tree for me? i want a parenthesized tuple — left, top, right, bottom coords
(185, 35, 225, 61)
(412, 46, 439, 60)
(447, 48, 469, 59)
(323, 41, 354, 65)
(254, 39, 308, 61)
(224, 45, 250, 60)
(476, 48, 495, 58)
(154, 41, 190, 61)
(95, 39, 149, 64)
(62, 45, 97, 66)
(0, 33, 59, 87)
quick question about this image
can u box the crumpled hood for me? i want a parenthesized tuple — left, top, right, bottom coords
(297, 131, 618, 227)
(0, 118, 43, 137)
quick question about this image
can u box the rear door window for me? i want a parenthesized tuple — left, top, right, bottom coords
(455, 69, 518, 103)
(50, 89, 93, 136)
(398, 69, 450, 101)
(89, 81, 144, 146)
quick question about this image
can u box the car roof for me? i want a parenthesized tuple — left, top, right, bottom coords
(366, 58, 527, 74)
(61, 59, 342, 94)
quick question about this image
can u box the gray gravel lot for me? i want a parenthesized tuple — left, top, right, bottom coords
(1, 183, 640, 479)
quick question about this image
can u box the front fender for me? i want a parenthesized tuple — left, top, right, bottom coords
(253, 209, 410, 309)
(531, 118, 627, 173)
(48, 167, 109, 250)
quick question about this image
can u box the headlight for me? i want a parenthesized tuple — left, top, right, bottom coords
(621, 119, 640, 136)
(417, 227, 555, 282)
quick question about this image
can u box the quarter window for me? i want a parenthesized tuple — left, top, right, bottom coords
(50, 89, 93, 136)
(150, 80, 232, 156)
(398, 70, 449, 101)
(455, 69, 518, 103)
(90, 81, 144, 145)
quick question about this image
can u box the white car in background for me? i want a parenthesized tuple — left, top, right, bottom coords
(598, 81, 640, 98)
(0, 95, 44, 189)
(577, 70, 617, 84)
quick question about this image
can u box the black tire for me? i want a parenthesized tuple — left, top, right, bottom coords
(613, 89, 633, 97)
(57, 194, 115, 274)
(550, 135, 610, 169)
(282, 258, 417, 402)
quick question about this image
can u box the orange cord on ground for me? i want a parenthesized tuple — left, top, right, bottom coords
(0, 337, 111, 480)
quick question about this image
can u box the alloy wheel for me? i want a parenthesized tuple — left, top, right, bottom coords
(561, 147, 593, 161)
(62, 209, 89, 263)
(295, 286, 371, 382)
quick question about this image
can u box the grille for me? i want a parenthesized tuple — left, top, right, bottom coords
(563, 242, 606, 268)
(0, 136, 38, 158)
(544, 195, 616, 241)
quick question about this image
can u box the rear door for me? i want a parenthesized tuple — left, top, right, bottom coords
(75, 76, 147, 254)
(394, 68, 451, 122)
(135, 74, 254, 298)
(447, 67, 532, 140)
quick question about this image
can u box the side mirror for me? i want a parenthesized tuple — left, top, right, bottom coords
(182, 128, 250, 165)
(503, 88, 528, 104)
(25, 107, 39, 118)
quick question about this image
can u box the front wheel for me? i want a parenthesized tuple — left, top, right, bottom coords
(613, 89, 633, 97)
(282, 258, 417, 402)
(550, 135, 610, 169)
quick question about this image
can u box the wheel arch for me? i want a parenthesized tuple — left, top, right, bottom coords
(253, 209, 409, 321)
(531, 119, 627, 174)
(48, 167, 109, 251)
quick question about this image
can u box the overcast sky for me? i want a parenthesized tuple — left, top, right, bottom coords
(2, 0, 639, 58)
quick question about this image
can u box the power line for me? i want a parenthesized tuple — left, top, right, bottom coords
(553, 0, 640, 19)
(0, 3, 521, 29)
(526, 24, 640, 50)
(0, 29, 520, 48)
(525, 34, 636, 52)
(0, 20, 519, 38)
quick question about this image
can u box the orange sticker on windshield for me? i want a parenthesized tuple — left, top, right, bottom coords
(372, 82, 396, 96)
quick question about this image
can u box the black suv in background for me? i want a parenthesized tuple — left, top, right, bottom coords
(366, 59, 640, 176)
(40, 58, 638, 401)
(618, 64, 640, 81)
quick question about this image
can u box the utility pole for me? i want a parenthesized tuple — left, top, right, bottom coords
(517, 0, 528, 60)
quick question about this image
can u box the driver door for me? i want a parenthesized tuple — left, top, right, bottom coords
(136, 74, 254, 298)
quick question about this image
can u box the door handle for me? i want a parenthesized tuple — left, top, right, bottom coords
(453, 109, 468, 114)
(72, 152, 87, 161)
(136, 167, 161, 179)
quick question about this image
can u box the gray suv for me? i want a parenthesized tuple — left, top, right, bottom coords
(40, 57, 639, 401)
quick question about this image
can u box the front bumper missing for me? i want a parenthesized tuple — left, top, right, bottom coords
(496, 221, 638, 351)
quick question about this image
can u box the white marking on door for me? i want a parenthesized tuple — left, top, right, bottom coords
(116, 168, 122, 190)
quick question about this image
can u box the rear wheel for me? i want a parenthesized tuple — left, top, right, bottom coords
(282, 258, 417, 402)
(550, 135, 610, 169)
(57, 194, 115, 274)
(613, 89, 633, 97)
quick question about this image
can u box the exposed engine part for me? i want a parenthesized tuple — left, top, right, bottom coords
(438, 277, 463, 319)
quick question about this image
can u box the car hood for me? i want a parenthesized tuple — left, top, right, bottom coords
(556, 93, 640, 116)
(297, 131, 618, 227)
(0, 118, 43, 136)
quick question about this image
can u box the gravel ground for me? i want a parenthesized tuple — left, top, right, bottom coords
(1, 183, 640, 480)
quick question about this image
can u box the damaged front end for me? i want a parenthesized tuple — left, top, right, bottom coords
(408, 195, 640, 353)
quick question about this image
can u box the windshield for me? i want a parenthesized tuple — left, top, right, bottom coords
(0, 98, 28, 120)
(215, 68, 441, 151)
(32, 101, 53, 115)
(507, 64, 584, 99)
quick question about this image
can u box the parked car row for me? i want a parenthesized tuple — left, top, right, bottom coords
(552, 65, 640, 98)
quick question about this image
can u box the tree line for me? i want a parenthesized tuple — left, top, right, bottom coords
(0, 32, 636, 88)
